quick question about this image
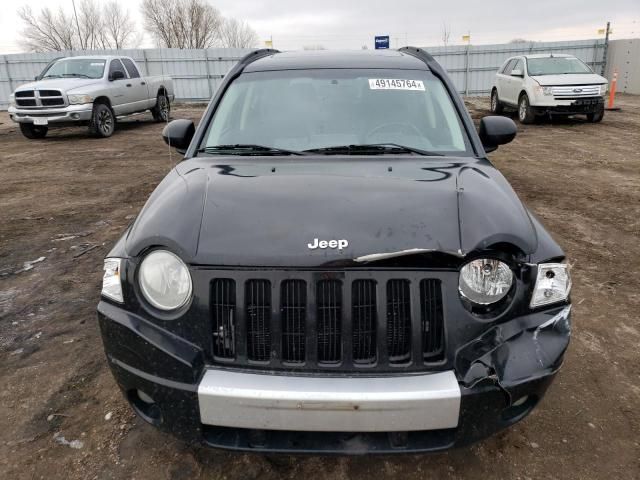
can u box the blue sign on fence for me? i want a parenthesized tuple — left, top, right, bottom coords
(375, 36, 390, 49)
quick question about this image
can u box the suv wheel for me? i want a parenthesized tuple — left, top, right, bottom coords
(587, 107, 604, 123)
(490, 89, 504, 114)
(19, 123, 48, 139)
(88, 103, 115, 138)
(518, 93, 536, 124)
(151, 93, 170, 122)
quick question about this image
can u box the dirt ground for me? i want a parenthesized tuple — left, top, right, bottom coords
(0, 96, 638, 480)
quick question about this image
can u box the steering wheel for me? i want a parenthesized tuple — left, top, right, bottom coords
(365, 122, 423, 141)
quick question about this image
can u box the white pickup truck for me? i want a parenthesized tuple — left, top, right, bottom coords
(7, 55, 174, 139)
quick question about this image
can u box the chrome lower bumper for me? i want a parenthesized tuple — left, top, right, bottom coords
(197, 369, 461, 432)
(8, 104, 93, 123)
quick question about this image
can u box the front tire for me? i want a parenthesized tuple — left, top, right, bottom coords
(490, 89, 504, 114)
(518, 93, 536, 124)
(88, 103, 115, 138)
(151, 93, 170, 122)
(19, 123, 48, 139)
(587, 107, 604, 123)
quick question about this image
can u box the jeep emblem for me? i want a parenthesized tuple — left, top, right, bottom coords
(308, 238, 349, 250)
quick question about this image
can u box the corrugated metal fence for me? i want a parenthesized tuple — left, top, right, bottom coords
(0, 39, 607, 109)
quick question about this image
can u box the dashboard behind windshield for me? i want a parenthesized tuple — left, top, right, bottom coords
(43, 59, 106, 79)
(202, 69, 471, 155)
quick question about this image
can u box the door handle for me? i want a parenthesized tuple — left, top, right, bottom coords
(126, 83, 132, 87)
(141, 81, 146, 85)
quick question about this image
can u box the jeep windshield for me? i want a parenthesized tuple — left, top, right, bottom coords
(527, 57, 593, 76)
(201, 69, 471, 156)
(42, 58, 106, 79)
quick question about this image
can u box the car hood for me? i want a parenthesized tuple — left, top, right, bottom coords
(531, 73, 607, 86)
(125, 157, 539, 267)
(15, 78, 102, 93)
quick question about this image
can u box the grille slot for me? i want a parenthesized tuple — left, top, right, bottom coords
(38, 90, 61, 97)
(15, 90, 34, 97)
(211, 279, 236, 358)
(317, 279, 342, 364)
(281, 280, 307, 363)
(386, 279, 411, 364)
(420, 279, 445, 361)
(245, 280, 272, 361)
(41, 98, 64, 106)
(16, 99, 37, 107)
(352, 280, 377, 364)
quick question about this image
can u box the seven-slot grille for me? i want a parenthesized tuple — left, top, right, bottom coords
(209, 274, 445, 371)
(14, 89, 65, 108)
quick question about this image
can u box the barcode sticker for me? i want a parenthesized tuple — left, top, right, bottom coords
(368, 79, 425, 91)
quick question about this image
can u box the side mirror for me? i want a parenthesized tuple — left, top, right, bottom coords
(109, 70, 125, 81)
(511, 69, 523, 77)
(478, 116, 517, 153)
(162, 119, 195, 154)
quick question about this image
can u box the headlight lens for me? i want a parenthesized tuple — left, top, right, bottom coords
(530, 263, 571, 308)
(459, 259, 513, 305)
(9, 94, 16, 107)
(542, 86, 554, 96)
(67, 94, 94, 105)
(102, 258, 123, 303)
(138, 250, 192, 311)
(600, 83, 608, 96)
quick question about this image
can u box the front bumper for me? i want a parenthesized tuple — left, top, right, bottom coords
(97, 301, 570, 453)
(7, 104, 93, 124)
(532, 96, 604, 115)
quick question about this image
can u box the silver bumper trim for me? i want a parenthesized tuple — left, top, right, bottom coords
(198, 369, 461, 432)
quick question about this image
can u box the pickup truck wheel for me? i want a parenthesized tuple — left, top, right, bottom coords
(19, 123, 48, 139)
(151, 94, 170, 122)
(518, 94, 536, 124)
(88, 103, 115, 138)
(587, 107, 604, 123)
(490, 89, 504, 114)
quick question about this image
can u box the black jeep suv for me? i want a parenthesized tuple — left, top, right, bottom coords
(97, 48, 571, 454)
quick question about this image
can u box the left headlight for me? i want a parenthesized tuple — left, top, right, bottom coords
(459, 259, 513, 305)
(102, 258, 123, 303)
(67, 94, 94, 105)
(138, 250, 192, 311)
(600, 83, 608, 96)
(530, 263, 571, 308)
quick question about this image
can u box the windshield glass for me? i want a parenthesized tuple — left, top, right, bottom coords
(202, 69, 469, 155)
(43, 58, 106, 79)
(527, 57, 593, 76)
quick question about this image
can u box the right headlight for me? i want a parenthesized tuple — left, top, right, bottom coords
(67, 94, 94, 105)
(530, 263, 571, 308)
(8, 94, 16, 107)
(459, 259, 513, 305)
(138, 250, 192, 311)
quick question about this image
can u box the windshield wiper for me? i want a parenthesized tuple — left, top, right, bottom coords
(303, 144, 443, 156)
(198, 144, 307, 156)
(42, 75, 62, 79)
(61, 73, 92, 78)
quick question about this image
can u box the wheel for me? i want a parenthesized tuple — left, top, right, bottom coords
(587, 107, 604, 123)
(19, 123, 48, 139)
(518, 93, 536, 124)
(490, 89, 504, 114)
(151, 93, 170, 122)
(88, 103, 115, 138)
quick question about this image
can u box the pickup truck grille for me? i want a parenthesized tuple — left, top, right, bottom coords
(14, 89, 65, 108)
(208, 271, 445, 372)
(552, 84, 601, 99)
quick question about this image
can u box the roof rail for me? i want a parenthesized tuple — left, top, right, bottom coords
(237, 49, 280, 68)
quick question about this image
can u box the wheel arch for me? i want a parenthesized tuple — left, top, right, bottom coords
(93, 95, 112, 108)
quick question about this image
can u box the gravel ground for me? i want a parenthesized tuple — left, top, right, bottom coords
(0, 96, 638, 480)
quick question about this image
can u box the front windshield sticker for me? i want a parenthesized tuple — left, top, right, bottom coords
(368, 79, 425, 91)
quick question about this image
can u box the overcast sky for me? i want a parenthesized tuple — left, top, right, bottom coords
(0, 0, 638, 53)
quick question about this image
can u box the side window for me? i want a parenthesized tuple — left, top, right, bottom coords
(501, 59, 515, 74)
(109, 59, 127, 79)
(121, 58, 140, 78)
(511, 59, 524, 74)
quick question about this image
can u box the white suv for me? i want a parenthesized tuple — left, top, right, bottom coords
(490, 54, 608, 124)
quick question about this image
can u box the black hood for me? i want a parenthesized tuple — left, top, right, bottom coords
(125, 157, 544, 267)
